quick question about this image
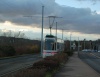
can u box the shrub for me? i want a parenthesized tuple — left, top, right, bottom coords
(64, 50, 73, 56)
(3, 53, 69, 77)
(0, 45, 16, 56)
(15, 46, 31, 55)
(33, 53, 68, 72)
(0, 50, 6, 57)
(44, 53, 68, 63)
(5, 68, 46, 77)
(15, 45, 40, 55)
(30, 45, 40, 53)
(33, 60, 59, 71)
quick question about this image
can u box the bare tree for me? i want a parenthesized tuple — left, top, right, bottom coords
(14, 31, 21, 38)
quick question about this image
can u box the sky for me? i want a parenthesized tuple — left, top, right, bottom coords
(0, 0, 100, 40)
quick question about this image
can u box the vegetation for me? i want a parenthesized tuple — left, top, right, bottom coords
(0, 45, 16, 57)
(0, 36, 41, 57)
(4, 52, 68, 77)
(64, 50, 74, 56)
(5, 69, 46, 77)
(64, 39, 100, 51)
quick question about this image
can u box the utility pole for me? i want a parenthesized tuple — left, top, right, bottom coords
(56, 22, 57, 38)
(90, 40, 92, 49)
(70, 33, 72, 51)
(23, 6, 44, 57)
(56, 22, 57, 51)
(78, 37, 80, 57)
(84, 39, 86, 49)
(41, 6, 44, 56)
(62, 29, 63, 41)
(78, 37, 80, 52)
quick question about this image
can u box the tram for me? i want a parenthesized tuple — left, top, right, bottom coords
(43, 35, 64, 58)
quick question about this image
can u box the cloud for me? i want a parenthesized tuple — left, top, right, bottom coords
(0, 0, 100, 35)
(54, 6, 100, 34)
(77, 0, 100, 5)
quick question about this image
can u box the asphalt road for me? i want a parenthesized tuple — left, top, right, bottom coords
(0, 54, 42, 77)
(78, 51, 100, 73)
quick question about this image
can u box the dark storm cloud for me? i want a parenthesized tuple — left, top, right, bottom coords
(55, 6, 100, 34)
(0, 0, 100, 34)
(0, 0, 57, 25)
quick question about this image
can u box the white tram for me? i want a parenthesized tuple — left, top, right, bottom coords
(43, 35, 64, 58)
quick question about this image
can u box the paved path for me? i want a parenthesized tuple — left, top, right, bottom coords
(54, 52, 100, 77)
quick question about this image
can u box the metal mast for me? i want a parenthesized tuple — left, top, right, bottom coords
(70, 33, 72, 51)
(56, 22, 57, 51)
(41, 6, 44, 56)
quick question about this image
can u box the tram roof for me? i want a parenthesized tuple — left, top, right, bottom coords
(45, 35, 56, 38)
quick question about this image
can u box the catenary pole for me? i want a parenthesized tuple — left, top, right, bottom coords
(41, 6, 44, 57)
(70, 33, 72, 51)
(78, 37, 79, 56)
(84, 39, 85, 49)
(62, 29, 63, 41)
(56, 22, 57, 51)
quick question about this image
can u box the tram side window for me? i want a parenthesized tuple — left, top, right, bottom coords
(45, 39, 55, 50)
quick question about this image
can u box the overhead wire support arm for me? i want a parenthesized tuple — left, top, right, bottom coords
(47, 16, 62, 35)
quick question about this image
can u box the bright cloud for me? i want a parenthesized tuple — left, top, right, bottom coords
(0, 0, 100, 40)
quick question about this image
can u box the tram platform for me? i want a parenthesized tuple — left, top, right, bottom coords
(54, 52, 100, 77)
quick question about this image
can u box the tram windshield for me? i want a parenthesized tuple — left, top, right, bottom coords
(45, 39, 55, 50)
